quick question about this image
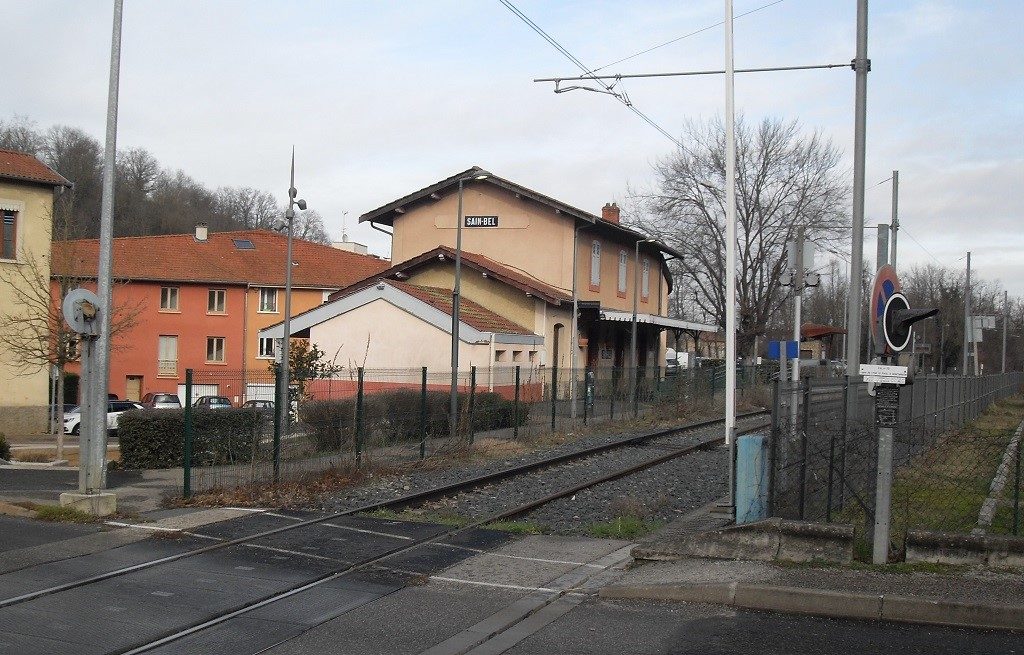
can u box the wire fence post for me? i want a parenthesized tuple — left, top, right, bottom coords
(610, 367, 616, 421)
(768, 378, 780, 518)
(798, 376, 810, 520)
(355, 367, 364, 465)
(838, 375, 849, 511)
(583, 367, 590, 426)
(183, 368, 193, 499)
(469, 365, 476, 445)
(419, 366, 427, 460)
(1015, 428, 1021, 536)
(633, 367, 640, 418)
(550, 365, 557, 431)
(513, 365, 521, 439)
(272, 364, 282, 482)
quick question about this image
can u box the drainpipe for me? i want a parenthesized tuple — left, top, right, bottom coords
(488, 333, 495, 391)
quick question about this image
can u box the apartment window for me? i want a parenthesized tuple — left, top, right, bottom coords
(258, 337, 275, 359)
(641, 259, 650, 301)
(208, 289, 226, 313)
(1, 210, 16, 260)
(206, 337, 225, 363)
(259, 288, 278, 313)
(160, 286, 179, 311)
(617, 250, 628, 295)
(157, 335, 178, 377)
(589, 240, 601, 288)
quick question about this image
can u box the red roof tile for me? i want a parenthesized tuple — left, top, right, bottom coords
(0, 149, 71, 187)
(332, 245, 572, 305)
(51, 230, 389, 289)
(388, 281, 533, 335)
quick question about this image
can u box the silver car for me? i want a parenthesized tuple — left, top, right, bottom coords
(141, 392, 182, 409)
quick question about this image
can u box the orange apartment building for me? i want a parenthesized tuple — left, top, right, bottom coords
(53, 227, 388, 403)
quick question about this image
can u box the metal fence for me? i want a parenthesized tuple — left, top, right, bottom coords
(769, 372, 1024, 549)
(174, 364, 772, 495)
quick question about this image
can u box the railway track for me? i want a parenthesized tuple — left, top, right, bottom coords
(0, 410, 771, 655)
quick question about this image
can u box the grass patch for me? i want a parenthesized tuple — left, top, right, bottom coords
(587, 515, 662, 539)
(483, 520, 547, 535)
(33, 504, 98, 524)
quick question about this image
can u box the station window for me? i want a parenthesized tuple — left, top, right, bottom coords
(590, 240, 601, 288)
(641, 259, 650, 301)
(2, 210, 17, 260)
(617, 250, 628, 296)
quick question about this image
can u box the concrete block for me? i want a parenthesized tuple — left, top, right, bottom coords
(905, 530, 989, 566)
(59, 492, 117, 517)
(881, 595, 1024, 631)
(777, 521, 854, 563)
(733, 584, 881, 621)
(982, 534, 1024, 569)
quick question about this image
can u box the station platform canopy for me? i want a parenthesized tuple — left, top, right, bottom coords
(597, 310, 719, 333)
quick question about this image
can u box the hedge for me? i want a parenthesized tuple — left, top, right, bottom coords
(300, 389, 529, 452)
(118, 408, 266, 469)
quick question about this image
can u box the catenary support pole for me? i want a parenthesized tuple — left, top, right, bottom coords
(723, 0, 738, 512)
(89, 0, 124, 493)
(845, 0, 870, 421)
(890, 170, 899, 266)
(450, 179, 466, 441)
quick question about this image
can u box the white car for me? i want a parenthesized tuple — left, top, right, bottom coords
(63, 400, 143, 435)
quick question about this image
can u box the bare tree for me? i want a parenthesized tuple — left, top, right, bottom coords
(0, 114, 45, 154)
(630, 116, 849, 355)
(292, 208, 331, 244)
(213, 186, 281, 230)
(0, 219, 143, 456)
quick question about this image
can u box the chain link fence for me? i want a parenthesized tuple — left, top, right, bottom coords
(167, 364, 772, 495)
(770, 372, 1024, 552)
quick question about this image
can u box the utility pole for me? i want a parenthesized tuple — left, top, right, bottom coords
(723, 0, 738, 512)
(889, 170, 899, 266)
(844, 0, 870, 415)
(963, 251, 971, 375)
(89, 0, 124, 495)
(1003, 290, 1009, 374)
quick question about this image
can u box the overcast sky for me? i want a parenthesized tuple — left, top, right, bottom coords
(4, 0, 1022, 295)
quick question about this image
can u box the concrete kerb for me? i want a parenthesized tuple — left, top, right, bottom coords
(599, 582, 1024, 632)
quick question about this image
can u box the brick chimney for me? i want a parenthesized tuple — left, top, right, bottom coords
(601, 202, 620, 224)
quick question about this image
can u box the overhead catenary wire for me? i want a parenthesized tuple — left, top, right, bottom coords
(498, 0, 683, 148)
(587, 0, 786, 74)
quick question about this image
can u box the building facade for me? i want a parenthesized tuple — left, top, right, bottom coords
(262, 167, 717, 380)
(54, 228, 388, 404)
(0, 149, 70, 433)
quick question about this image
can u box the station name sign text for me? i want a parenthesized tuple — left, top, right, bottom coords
(464, 215, 499, 228)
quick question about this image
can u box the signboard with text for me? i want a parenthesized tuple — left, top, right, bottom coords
(464, 215, 499, 228)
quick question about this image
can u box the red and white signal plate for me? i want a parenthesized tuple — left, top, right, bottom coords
(859, 363, 908, 385)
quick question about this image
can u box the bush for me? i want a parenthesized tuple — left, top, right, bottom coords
(118, 408, 266, 469)
(0, 433, 10, 461)
(299, 389, 529, 452)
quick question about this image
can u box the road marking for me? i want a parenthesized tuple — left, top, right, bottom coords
(104, 521, 181, 532)
(427, 542, 601, 568)
(322, 522, 415, 541)
(426, 576, 560, 594)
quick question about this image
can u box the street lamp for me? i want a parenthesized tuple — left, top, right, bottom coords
(450, 170, 490, 441)
(277, 149, 307, 475)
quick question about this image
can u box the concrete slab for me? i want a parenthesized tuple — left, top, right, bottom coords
(58, 491, 116, 516)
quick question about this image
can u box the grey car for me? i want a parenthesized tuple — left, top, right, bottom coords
(194, 395, 233, 409)
(141, 392, 182, 409)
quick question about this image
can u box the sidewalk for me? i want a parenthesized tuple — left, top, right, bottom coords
(602, 504, 1024, 632)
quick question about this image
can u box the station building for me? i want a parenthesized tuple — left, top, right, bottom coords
(262, 167, 717, 382)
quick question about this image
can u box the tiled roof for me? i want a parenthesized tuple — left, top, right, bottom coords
(51, 229, 389, 288)
(0, 149, 71, 187)
(802, 323, 847, 340)
(388, 281, 533, 335)
(331, 245, 572, 305)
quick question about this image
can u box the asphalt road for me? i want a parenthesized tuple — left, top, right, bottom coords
(0, 468, 142, 495)
(0, 515, 104, 553)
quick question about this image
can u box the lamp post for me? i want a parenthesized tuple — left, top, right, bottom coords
(277, 149, 307, 455)
(450, 170, 490, 441)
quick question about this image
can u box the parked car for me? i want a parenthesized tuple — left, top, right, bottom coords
(194, 395, 233, 409)
(241, 399, 274, 413)
(63, 401, 144, 435)
(141, 392, 182, 409)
